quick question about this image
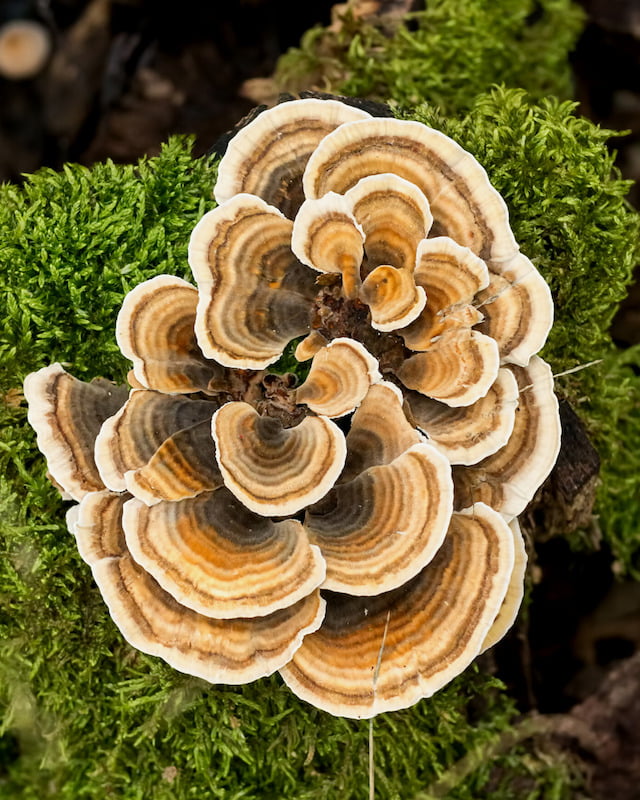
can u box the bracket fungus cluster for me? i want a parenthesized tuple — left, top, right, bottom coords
(25, 97, 561, 719)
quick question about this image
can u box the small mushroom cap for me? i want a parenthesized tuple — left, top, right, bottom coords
(189, 195, 315, 369)
(122, 489, 326, 618)
(116, 275, 226, 394)
(94, 390, 216, 493)
(294, 330, 329, 362)
(295, 338, 381, 418)
(302, 117, 518, 262)
(397, 329, 500, 407)
(478, 253, 554, 366)
(480, 517, 527, 653)
(404, 368, 519, 465)
(0, 20, 51, 80)
(341, 381, 423, 484)
(291, 192, 365, 299)
(74, 490, 326, 684)
(453, 357, 561, 520)
(305, 442, 453, 594)
(212, 402, 347, 517)
(400, 237, 489, 351)
(360, 265, 426, 332)
(124, 419, 223, 505)
(214, 98, 371, 217)
(24, 364, 128, 501)
(344, 173, 433, 272)
(280, 502, 514, 718)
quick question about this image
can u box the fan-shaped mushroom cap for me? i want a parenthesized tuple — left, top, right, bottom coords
(302, 117, 518, 262)
(360, 265, 426, 331)
(124, 419, 223, 505)
(291, 193, 365, 299)
(480, 517, 527, 653)
(404, 368, 519, 465)
(122, 489, 325, 618)
(73, 489, 326, 683)
(189, 195, 315, 368)
(116, 275, 226, 394)
(400, 237, 489, 350)
(214, 98, 371, 217)
(305, 443, 452, 594)
(212, 402, 346, 516)
(280, 502, 514, 718)
(478, 253, 554, 366)
(295, 338, 381, 418)
(294, 330, 329, 362)
(397, 329, 500, 407)
(24, 364, 128, 501)
(94, 390, 216, 493)
(344, 173, 433, 271)
(453, 357, 561, 520)
(71, 490, 128, 563)
(341, 381, 423, 483)
(97, 553, 325, 684)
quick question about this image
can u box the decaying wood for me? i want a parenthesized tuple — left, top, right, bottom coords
(529, 399, 601, 538)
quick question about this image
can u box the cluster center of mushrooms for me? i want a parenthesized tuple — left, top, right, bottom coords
(25, 97, 561, 719)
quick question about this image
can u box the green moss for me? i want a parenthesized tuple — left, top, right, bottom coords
(275, 0, 585, 113)
(582, 345, 640, 577)
(0, 138, 217, 391)
(2, 88, 639, 796)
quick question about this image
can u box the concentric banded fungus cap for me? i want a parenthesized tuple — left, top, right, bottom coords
(396, 328, 500, 407)
(302, 117, 518, 261)
(24, 364, 128, 501)
(189, 195, 316, 368)
(280, 503, 515, 718)
(291, 192, 365, 299)
(291, 174, 431, 318)
(400, 237, 489, 351)
(124, 419, 223, 506)
(340, 381, 423, 483)
(122, 489, 326, 618)
(295, 338, 381, 418)
(212, 402, 347, 516)
(477, 252, 554, 366)
(70, 491, 326, 684)
(305, 443, 453, 594)
(116, 275, 226, 394)
(94, 389, 217, 494)
(24, 95, 561, 718)
(343, 173, 433, 272)
(404, 368, 519, 465)
(453, 357, 561, 519)
(214, 98, 371, 217)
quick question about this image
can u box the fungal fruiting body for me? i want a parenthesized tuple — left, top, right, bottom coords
(24, 98, 561, 719)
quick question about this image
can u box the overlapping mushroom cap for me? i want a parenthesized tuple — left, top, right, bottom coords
(24, 97, 561, 719)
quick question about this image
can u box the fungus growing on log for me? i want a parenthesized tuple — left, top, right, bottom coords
(25, 96, 560, 718)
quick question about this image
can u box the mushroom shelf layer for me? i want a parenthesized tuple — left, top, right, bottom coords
(24, 96, 560, 718)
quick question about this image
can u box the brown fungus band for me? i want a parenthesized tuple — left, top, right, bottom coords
(24, 97, 560, 719)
